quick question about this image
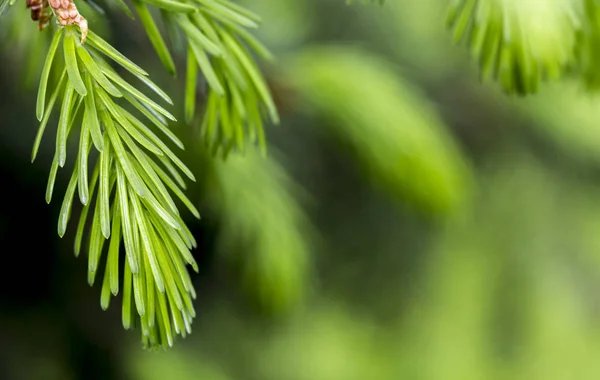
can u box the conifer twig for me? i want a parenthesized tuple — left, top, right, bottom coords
(34, 25, 199, 349)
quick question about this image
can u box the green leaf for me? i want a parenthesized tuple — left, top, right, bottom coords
(149, 214, 197, 271)
(117, 165, 140, 274)
(225, 23, 274, 61)
(100, 66, 177, 121)
(202, 90, 219, 143)
(107, 199, 122, 295)
(101, 261, 112, 310)
(37, 29, 64, 121)
(148, 158, 200, 218)
(103, 110, 147, 197)
(161, 233, 194, 292)
(96, 89, 165, 156)
(120, 110, 194, 182)
(121, 96, 184, 150)
(46, 159, 60, 205)
(58, 164, 79, 238)
(87, 30, 149, 77)
(156, 250, 184, 313)
(228, 79, 246, 119)
(162, 10, 186, 53)
(32, 69, 67, 162)
(123, 151, 180, 229)
(84, 74, 105, 152)
(222, 33, 279, 123)
(177, 14, 223, 56)
(189, 41, 224, 95)
(88, 193, 107, 279)
(129, 190, 165, 293)
(64, 30, 88, 97)
(91, 52, 176, 106)
(193, 0, 259, 28)
(144, 0, 197, 13)
(77, 45, 123, 98)
(133, 0, 177, 76)
(57, 84, 76, 167)
(185, 44, 198, 124)
(143, 252, 156, 328)
(159, 155, 187, 190)
(99, 133, 112, 238)
(78, 116, 91, 205)
(130, 201, 147, 318)
(213, 0, 262, 23)
(156, 289, 173, 346)
(190, 11, 222, 45)
(127, 149, 179, 220)
(122, 258, 134, 329)
(74, 161, 101, 256)
(133, 70, 175, 106)
(119, 90, 168, 126)
(153, 232, 191, 312)
(218, 91, 232, 140)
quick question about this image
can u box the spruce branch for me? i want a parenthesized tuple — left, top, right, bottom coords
(131, 0, 279, 157)
(447, 0, 579, 95)
(34, 25, 199, 349)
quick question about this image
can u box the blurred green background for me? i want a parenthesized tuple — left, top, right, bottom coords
(3, 0, 600, 379)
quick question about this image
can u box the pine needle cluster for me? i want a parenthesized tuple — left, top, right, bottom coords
(447, 0, 600, 95)
(130, 0, 280, 157)
(0, 0, 279, 349)
(35, 25, 199, 349)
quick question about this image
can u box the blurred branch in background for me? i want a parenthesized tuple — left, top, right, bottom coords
(205, 148, 312, 315)
(284, 45, 473, 215)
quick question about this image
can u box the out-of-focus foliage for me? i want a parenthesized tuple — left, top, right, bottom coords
(0, 0, 12, 18)
(447, 0, 578, 95)
(286, 46, 472, 214)
(347, 0, 385, 4)
(446, 0, 600, 95)
(0, 4, 52, 88)
(255, 308, 393, 380)
(237, 0, 313, 48)
(131, 349, 229, 380)
(396, 153, 600, 380)
(518, 82, 600, 163)
(124, 152, 600, 380)
(206, 149, 310, 315)
(5, 0, 600, 378)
